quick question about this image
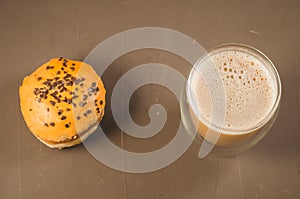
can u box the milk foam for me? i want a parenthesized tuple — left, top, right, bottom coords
(189, 49, 277, 132)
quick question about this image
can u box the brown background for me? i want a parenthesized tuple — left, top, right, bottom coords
(0, 0, 299, 198)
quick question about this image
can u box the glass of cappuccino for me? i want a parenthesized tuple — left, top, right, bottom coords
(181, 44, 282, 156)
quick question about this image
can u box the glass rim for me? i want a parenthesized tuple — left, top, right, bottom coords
(186, 43, 282, 135)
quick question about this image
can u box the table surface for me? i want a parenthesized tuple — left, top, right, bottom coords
(0, 0, 299, 199)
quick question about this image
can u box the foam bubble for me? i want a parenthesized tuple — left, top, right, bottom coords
(189, 48, 277, 132)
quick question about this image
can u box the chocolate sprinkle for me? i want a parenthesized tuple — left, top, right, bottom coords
(37, 77, 42, 81)
(67, 98, 72, 104)
(65, 124, 70, 128)
(50, 122, 55, 127)
(46, 66, 54, 70)
(86, 110, 92, 114)
(50, 100, 56, 106)
(66, 81, 73, 86)
(60, 86, 67, 93)
(50, 91, 58, 97)
(58, 110, 62, 116)
(84, 110, 92, 117)
(61, 115, 67, 120)
(34, 88, 41, 95)
(64, 74, 71, 79)
(44, 123, 49, 127)
(83, 94, 88, 101)
(74, 78, 85, 86)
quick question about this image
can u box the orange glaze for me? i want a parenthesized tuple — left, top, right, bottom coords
(19, 58, 106, 143)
